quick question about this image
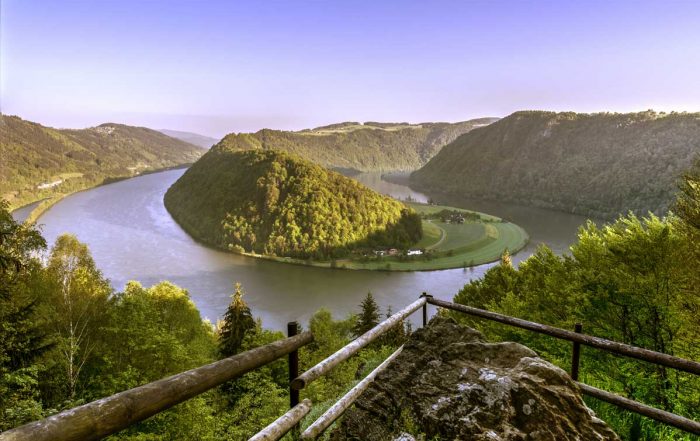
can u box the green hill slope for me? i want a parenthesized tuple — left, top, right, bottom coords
(1, 115, 205, 208)
(411, 111, 700, 219)
(214, 119, 497, 172)
(164, 149, 422, 259)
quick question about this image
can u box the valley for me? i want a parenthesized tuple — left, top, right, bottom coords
(20, 167, 579, 328)
(0, 115, 205, 217)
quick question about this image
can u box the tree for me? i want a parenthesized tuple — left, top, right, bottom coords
(353, 292, 381, 337)
(500, 249, 512, 267)
(45, 234, 111, 401)
(381, 306, 408, 347)
(451, 213, 699, 439)
(0, 200, 50, 429)
(675, 159, 700, 235)
(219, 283, 255, 357)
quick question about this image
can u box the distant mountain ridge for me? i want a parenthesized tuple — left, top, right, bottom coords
(158, 129, 219, 149)
(0, 115, 204, 208)
(213, 118, 498, 172)
(411, 110, 700, 219)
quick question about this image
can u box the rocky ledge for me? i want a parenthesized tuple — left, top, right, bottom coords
(330, 317, 619, 441)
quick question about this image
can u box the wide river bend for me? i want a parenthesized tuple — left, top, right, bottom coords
(15, 169, 589, 330)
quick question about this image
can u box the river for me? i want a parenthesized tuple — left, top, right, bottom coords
(25, 169, 590, 330)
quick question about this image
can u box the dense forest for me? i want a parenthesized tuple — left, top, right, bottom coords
(411, 111, 700, 219)
(165, 149, 422, 259)
(213, 118, 497, 172)
(0, 199, 408, 438)
(449, 160, 700, 440)
(0, 115, 204, 209)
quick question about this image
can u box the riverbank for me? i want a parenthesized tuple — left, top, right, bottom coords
(31, 168, 584, 327)
(11, 164, 195, 224)
(200, 202, 529, 272)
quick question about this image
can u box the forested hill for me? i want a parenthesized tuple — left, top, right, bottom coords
(0, 115, 205, 208)
(164, 148, 422, 259)
(213, 118, 498, 172)
(158, 129, 219, 149)
(411, 111, 700, 219)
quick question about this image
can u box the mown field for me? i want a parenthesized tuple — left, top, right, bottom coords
(254, 203, 529, 271)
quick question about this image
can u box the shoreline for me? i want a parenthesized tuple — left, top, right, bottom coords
(12, 163, 194, 224)
(166, 199, 530, 273)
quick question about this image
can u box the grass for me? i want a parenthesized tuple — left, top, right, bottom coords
(415, 220, 443, 249)
(245, 202, 529, 272)
(430, 222, 486, 252)
(335, 221, 528, 271)
(407, 202, 501, 222)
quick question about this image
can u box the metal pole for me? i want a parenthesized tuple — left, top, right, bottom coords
(420, 292, 432, 327)
(571, 323, 582, 381)
(287, 322, 299, 409)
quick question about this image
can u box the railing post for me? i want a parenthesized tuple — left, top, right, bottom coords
(571, 323, 583, 381)
(420, 292, 432, 327)
(288, 322, 300, 408)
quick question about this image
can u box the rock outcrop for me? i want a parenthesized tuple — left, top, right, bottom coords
(331, 317, 619, 441)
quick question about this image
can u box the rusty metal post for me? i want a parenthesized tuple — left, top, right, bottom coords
(571, 323, 582, 381)
(420, 292, 432, 327)
(287, 322, 299, 408)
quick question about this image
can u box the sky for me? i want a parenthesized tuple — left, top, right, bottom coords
(1, 0, 700, 138)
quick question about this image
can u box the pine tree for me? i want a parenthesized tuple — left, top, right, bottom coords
(219, 283, 255, 357)
(501, 249, 512, 267)
(352, 292, 380, 337)
(381, 306, 407, 346)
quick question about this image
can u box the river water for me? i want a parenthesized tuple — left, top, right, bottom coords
(26, 169, 589, 330)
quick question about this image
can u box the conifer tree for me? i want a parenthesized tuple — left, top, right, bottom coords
(381, 306, 408, 346)
(353, 292, 380, 337)
(501, 249, 512, 267)
(219, 283, 255, 357)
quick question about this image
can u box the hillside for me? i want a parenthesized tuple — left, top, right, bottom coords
(164, 149, 422, 259)
(0, 115, 205, 209)
(158, 129, 219, 148)
(411, 111, 700, 219)
(213, 118, 498, 172)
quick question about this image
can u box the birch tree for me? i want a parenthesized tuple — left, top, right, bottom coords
(46, 234, 110, 400)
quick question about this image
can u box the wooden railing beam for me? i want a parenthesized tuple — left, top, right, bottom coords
(248, 399, 313, 441)
(291, 297, 425, 390)
(1, 332, 314, 441)
(301, 347, 403, 439)
(578, 383, 700, 435)
(428, 298, 700, 375)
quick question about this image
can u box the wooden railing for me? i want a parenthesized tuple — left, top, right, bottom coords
(0, 332, 314, 441)
(2, 293, 698, 440)
(427, 296, 700, 436)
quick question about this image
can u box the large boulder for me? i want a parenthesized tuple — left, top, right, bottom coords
(330, 317, 619, 441)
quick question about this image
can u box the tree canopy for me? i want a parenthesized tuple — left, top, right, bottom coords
(165, 149, 422, 259)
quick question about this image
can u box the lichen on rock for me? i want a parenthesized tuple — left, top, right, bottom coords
(330, 317, 619, 441)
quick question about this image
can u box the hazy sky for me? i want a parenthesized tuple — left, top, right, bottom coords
(2, 0, 699, 138)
